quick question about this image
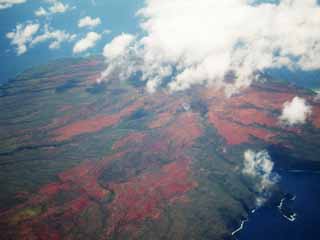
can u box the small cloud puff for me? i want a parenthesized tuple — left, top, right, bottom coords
(78, 16, 101, 28)
(30, 24, 76, 49)
(280, 96, 312, 125)
(35, 0, 70, 17)
(243, 149, 279, 206)
(6, 22, 40, 55)
(6, 22, 75, 55)
(34, 7, 47, 17)
(73, 32, 101, 54)
(0, 0, 26, 10)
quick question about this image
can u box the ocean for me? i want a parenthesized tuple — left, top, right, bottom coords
(235, 171, 320, 240)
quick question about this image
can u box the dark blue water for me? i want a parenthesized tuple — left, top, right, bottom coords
(236, 171, 320, 240)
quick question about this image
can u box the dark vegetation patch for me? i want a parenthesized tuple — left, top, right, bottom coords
(86, 82, 107, 94)
(127, 108, 149, 120)
(55, 79, 80, 93)
(99, 151, 170, 184)
(190, 98, 208, 116)
(128, 71, 145, 88)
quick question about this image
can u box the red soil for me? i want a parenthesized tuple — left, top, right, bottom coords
(47, 71, 101, 85)
(148, 112, 173, 129)
(105, 156, 197, 237)
(18, 222, 62, 240)
(58, 151, 126, 200)
(312, 106, 320, 128)
(230, 88, 295, 111)
(53, 101, 143, 141)
(1, 143, 197, 239)
(85, 73, 102, 84)
(0, 151, 128, 239)
(112, 132, 146, 150)
(39, 182, 71, 197)
(33, 224, 61, 240)
(208, 111, 276, 145)
(201, 84, 299, 145)
(224, 108, 276, 127)
(164, 112, 203, 148)
(71, 60, 102, 68)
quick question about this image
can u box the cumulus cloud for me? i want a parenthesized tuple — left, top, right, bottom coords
(6, 22, 40, 55)
(0, 0, 26, 10)
(35, 0, 70, 17)
(99, 0, 320, 94)
(280, 96, 312, 125)
(314, 90, 320, 102)
(34, 7, 47, 17)
(243, 150, 279, 206)
(103, 33, 135, 60)
(49, 1, 68, 14)
(6, 22, 75, 54)
(98, 33, 137, 83)
(30, 24, 76, 49)
(78, 16, 101, 28)
(73, 32, 101, 54)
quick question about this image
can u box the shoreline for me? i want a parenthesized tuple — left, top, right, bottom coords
(278, 194, 297, 222)
(231, 192, 297, 238)
(231, 219, 248, 236)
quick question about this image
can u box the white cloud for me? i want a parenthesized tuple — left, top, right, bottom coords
(30, 24, 76, 49)
(103, 33, 135, 60)
(98, 33, 137, 83)
(102, 29, 112, 35)
(99, 0, 320, 94)
(0, 0, 26, 10)
(73, 32, 101, 54)
(34, 7, 48, 17)
(6, 22, 75, 54)
(314, 90, 320, 102)
(280, 96, 312, 125)
(78, 16, 101, 28)
(243, 150, 279, 206)
(35, 0, 70, 17)
(6, 22, 40, 55)
(49, 1, 68, 14)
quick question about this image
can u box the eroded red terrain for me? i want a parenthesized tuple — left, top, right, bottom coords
(105, 156, 196, 237)
(148, 111, 173, 129)
(203, 84, 299, 145)
(112, 132, 146, 150)
(312, 105, 320, 128)
(164, 112, 203, 148)
(1, 123, 199, 239)
(208, 111, 277, 145)
(2, 61, 320, 240)
(53, 100, 144, 141)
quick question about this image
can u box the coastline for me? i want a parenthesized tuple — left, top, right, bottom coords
(231, 170, 320, 240)
(231, 219, 248, 236)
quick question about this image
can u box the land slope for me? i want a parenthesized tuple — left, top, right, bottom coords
(1, 57, 320, 240)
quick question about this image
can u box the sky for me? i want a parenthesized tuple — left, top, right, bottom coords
(1, 0, 320, 93)
(0, 0, 143, 84)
